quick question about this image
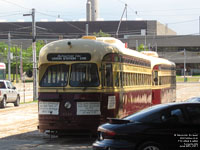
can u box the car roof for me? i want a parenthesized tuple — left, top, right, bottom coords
(125, 102, 200, 120)
(158, 102, 200, 107)
(0, 80, 9, 82)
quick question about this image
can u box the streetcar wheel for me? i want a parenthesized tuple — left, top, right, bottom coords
(0, 96, 6, 108)
(14, 95, 20, 107)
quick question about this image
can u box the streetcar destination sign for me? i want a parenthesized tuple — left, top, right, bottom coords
(47, 53, 91, 61)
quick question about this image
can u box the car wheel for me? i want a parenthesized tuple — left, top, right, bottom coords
(14, 95, 20, 107)
(137, 141, 163, 150)
(0, 96, 6, 108)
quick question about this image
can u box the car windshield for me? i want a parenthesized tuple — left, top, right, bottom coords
(70, 63, 99, 87)
(124, 104, 167, 122)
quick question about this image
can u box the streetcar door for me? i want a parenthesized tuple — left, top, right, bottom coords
(101, 63, 113, 87)
(153, 71, 158, 86)
(152, 66, 161, 104)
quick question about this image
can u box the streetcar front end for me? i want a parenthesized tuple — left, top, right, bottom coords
(37, 38, 119, 135)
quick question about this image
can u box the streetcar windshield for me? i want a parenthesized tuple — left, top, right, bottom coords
(70, 63, 99, 87)
(40, 64, 69, 87)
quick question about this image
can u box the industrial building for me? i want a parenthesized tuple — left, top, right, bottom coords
(0, 0, 199, 75)
(122, 35, 200, 75)
(0, 20, 176, 39)
(0, 20, 199, 75)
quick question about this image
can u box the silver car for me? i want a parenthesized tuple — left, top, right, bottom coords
(0, 80, 20, 108)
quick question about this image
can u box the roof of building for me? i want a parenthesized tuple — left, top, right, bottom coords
(0, 20, 156, 39)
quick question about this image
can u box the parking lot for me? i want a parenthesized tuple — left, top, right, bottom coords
(0, 103, 94, 150)
(0, 83, 200, 150)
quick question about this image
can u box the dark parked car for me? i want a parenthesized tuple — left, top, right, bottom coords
(186, 97, 200, 103)
(93, 102, 200, 150)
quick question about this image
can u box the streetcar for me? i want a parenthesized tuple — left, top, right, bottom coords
(37, 36, 176, 135)
(0, 63, 6, 80)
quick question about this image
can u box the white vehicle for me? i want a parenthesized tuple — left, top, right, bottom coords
(0, 80, 20, 108)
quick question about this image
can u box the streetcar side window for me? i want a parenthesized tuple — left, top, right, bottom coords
(114, 72, 120, 87)
(40, 64, 69, 87)
(120, 72, 123, 87)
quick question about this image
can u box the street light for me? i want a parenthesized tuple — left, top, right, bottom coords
(23, 8, 38, 100)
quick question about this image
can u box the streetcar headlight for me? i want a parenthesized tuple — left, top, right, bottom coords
(64, 101, 71, 109)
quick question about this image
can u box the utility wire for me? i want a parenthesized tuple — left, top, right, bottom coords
(0, 13, 22, 18)
(137, 7, 200, 13)
(0, 11, 21, 14)
(0, 0, 30, 10)
(36, 11, 85, 33)
(115, 0, 126, 5)
(167, 19, 198, 25)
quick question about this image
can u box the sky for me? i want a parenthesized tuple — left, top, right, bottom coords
(0, 0, 200, 35)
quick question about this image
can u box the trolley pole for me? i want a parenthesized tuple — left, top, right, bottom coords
(23, 8, 38, 100)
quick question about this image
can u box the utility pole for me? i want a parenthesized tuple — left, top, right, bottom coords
(199, 16, 200, 35)
(15, 46, 18, 83)
(136, 40, 138, 51)
(144, 30, 146, 49)
(20, 44, 23, 81)
(86, 24, 89, 36)
(23, 8, 38, 100)
(8, 32, 11, 81)
(148, 43, 151, 51)
(184, 49, 187, 82)
(155, 43, 157, 52)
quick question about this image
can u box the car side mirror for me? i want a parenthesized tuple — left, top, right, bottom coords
(12, 86, 16, 90)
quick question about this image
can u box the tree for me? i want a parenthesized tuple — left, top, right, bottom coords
(93, 30, 111, 37)
(24, 40, 45, 71)
(137, 44, 148, 52)
(0, 42, 8, 61)
(0, 40, 46, 76)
